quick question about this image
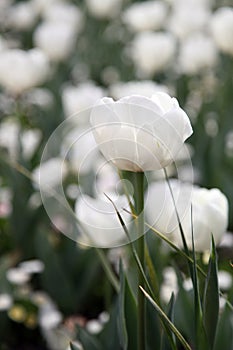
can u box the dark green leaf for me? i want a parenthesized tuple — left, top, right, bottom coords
(77, 327, 102, 350)
(140, 286, 192, 350)
(203, 236, 219, 349)
(161, 293, 176, 350)
(118, 261, 137, 350)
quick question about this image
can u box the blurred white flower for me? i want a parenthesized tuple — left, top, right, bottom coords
(85, 0, 122, 19)
(109, 80, 169, 100)
(123, 1, 168, 32)
(225, 131, 233, 157)
(218, 270, 232, 291)
(168, 5, 210, 40)
(86, 319, 103, 334)
(90, 93, 192, 172)
(178, 34, 218, 75)
(219, 232, 233, 249)
(0, 49, 50, 94)
(75, 194, 131, 247)
(62, 126, 98, 175)
(7, 1, 38, 31)
(6, 267, 30, 285)
(24, 88, 54, 109)
(34, 21, 77, 62)
(32, 0, 60, 15)
(146, 180, 229, 252)
(19, 259, 45, 274)
(94, 160, 119, 197)
(0, 119, 41, 160)
(210, 7, 233, 56)
(0, 293, 13, 311)
(33, 158, 68, 191)
(62, 82, 105, 119)
(0, 119, 19, 158)
(39, 303, 62, 329)
(131, 31, 176, 77)
(160, 267, 178, 303)
(43, 2, 84, 33)
(99, 311, 110, 324)
(21, 129, 42, 159)
(0, 187, 12, 218)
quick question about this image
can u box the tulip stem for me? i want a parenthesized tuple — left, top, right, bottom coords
(134, 172, 145, 350)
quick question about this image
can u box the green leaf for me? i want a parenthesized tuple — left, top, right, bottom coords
(146, 298, 161, 350)
(203, 236, 219, 349)
(99, 300, 121, 350)
(190, 205, 208, 350)
(118, 261, 137, 350)
(214, 302, 233, 350)
(140, 286, 192, 350)
(77, 327, 102, 350)
(161, 293, 176, 350)
(70, 341, 83, 350)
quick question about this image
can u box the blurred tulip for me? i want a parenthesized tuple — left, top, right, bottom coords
(146, 180, 229, 252)
(131, 31, 176, 77)
(85, 0, 122, 19)
(75, 194, 130, 247)
(123, 1, 167, 32)
(34, 21, 77, 62)
(178, 34, 218, 75)
(211, 7, 233, 56)
(62, 82, 105, 119)
(0, 49, 49, 95)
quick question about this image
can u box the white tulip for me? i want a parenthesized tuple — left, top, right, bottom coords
(90, 93, 193, 172)
(62, 126, 98, 175)
(33, 158, 68, 192)
(75, 194, 130, 247)
(7, 1, 38, 31)
(85, 0, 122, 19)
(21, 129, 42, 159)
(109, 80, 169, 100)
(123, 1, 168, 32)
(31, 0, 60, 15)
(167, 5, 210, 40)
(34, 21, 77, 61)
(0, 49, 50, 94)
(131, 31, 176, 77)
(210, 7, 233, 56)
(0, 119, 19, 158)
(62, 82, 105, 119)
(178, 34, 218, 75)
(43, 2, 84, 33)
(0, 119, 41, 159)
(160, 267, 178, 303)
(146, 180, 229, 252)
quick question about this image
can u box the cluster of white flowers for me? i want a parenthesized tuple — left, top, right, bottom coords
(0, 49, 49, 95)
(34, 2, 83, 62)
(123, 0, 233, 77)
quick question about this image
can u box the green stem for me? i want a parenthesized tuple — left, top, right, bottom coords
(134, 172, 145, 350)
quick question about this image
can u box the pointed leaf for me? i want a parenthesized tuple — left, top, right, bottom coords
(77, 327, 102, 350)
(161, 293, 176, 350)
(118, 261, 137, 350)
(203, 236, 219, 349)
(140, 286, 192, 350)
(70, 341, 83, 350)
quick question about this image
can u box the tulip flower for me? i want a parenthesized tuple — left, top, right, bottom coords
(90, 93, 193, 172)
(146, 180, 229, 252)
